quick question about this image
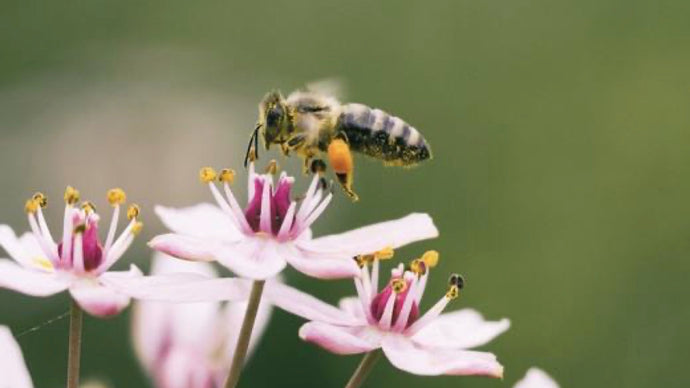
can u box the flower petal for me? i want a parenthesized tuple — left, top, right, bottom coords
(264, 281, 362, 326)
(102, 266, 252, 303)
(148, 233, 218, 262)
(69, 276, 133, 317)
(215, 239, 287, 280)
(304, 213, 438, 257)
(513, 368, 560, 388)
(411, 309, 510, 350)
(132, 255, 222, 370)
(0, 226, 39, 268)
(0, 259, 68, 297)
(381, 335, 504, 377)
(0, 326, 34, 388)
(298, 322, 380, 355)
(339, 296, 366, 321)
(155, 204, 242, 241)
(155, 348, 216, 388)
(285, 245, 360, 279)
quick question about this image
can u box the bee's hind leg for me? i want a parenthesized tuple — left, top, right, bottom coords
(327, 136, 359, 202)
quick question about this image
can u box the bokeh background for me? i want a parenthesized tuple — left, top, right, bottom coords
(1, 1, 689, 387)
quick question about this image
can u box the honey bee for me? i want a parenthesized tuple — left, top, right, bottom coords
(245, 82, 432, 201)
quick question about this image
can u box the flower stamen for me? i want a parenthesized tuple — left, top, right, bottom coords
(127, 204, 140, 220)
(219, 168, 236, 184)
(199, 167, 217, 183)
(32, 192, 47, 208)
(64, 186, 80, 205)
(24, 199, 39, 214)
(391, 278, 407, 293)
(421, 250, 439, 268)
(446, 273, 464, 300)
(107, 188, 127, 206)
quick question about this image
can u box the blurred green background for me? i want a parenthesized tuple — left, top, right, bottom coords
(1, 0, 689, 387)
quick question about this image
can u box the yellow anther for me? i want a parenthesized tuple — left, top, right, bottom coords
(64, 186, 80, 205)
(354, 255, 367, 268)
(25, 199, 39, 214)
(81, 201, 96, 214)
(107, 188, 127, 206)
(421, 250, 439, 268)
(127, 204, 140, 220)
(410, 258, 427, 275)
(131, 222, 144, 236)
(32, 192, 47, 208)
(446, 285, 460, 300)
(265, 160, 279, 175)
(374, 246, 395, 260)
(199, 167, 217, 183)
(219, 168, 236, 184)
(391, 278, 407, 294)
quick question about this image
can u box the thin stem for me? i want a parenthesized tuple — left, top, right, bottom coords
(66, 299, 83, 388)
(224, 280, 266, 388)
(345, 350, 382, 388)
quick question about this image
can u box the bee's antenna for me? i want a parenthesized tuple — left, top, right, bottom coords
(244, 123, 262, 168)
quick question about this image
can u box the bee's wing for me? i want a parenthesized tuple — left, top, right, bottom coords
(305, 78, 347, 100)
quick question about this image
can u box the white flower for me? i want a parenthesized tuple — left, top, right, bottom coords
(0, 188, 141, 317)
(132, 253, 271, 388)
(149, 164, 438, 280)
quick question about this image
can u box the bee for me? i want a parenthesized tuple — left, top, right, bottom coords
(245, 83, 432, 201)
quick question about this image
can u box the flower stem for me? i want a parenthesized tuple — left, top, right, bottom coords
(345, 349, 382, 388)
(66, 299, 83, 388)
(224, 280, 266, 388)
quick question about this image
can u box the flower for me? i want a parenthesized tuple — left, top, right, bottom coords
(132, 253, 271, 388)
(0, 187, 142, 317)
(268, 251, 510, 378)
(0, 325, 33, 388)
(513, 368, 559, 388)
(149, 163, 439, 280)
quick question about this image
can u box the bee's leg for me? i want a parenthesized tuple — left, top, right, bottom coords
(327, 137, 359, 202)
(303, 156, 312, 175)
(280, 142, 290, 156)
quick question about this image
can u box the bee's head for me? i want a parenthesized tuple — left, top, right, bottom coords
(259, 91, 289, 149)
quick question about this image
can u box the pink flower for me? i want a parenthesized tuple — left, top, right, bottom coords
(0, 325, 33, 388)
(149, 164, 439, 280)
(0, 188, 142, 317)
(267, 251, 509, 378)
(132, 253, 271, 388)
(513, 368, 559, 388)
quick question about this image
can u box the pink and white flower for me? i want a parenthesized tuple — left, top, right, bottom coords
(149, 163, 439, 280)
(0, 325, 33, 388)
(513, 368, 559, 388)
(132, 253, 271, 388)
(0, 187, 142, 317)
(268, 251, 510, 378)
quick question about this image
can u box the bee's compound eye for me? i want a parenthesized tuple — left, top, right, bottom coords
(267, 106, 283, 127)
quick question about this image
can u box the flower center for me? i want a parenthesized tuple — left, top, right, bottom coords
(57, 217, 104, 271)
(370, 277, 420, 328)
(244, 175, 293, 235)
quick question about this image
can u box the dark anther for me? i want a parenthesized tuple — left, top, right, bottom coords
(448, 273, 465, 290)
(310, 159, 327, 174)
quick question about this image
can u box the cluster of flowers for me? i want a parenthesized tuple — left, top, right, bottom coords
(0, 161, 559, 388)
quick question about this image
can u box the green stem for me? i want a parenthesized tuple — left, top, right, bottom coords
(345, 350, 382, 388)
(66, 299, 83, 388)
(223, 280, 266, 388)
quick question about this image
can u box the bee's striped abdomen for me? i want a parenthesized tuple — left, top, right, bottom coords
(337, 103, 431, 166)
